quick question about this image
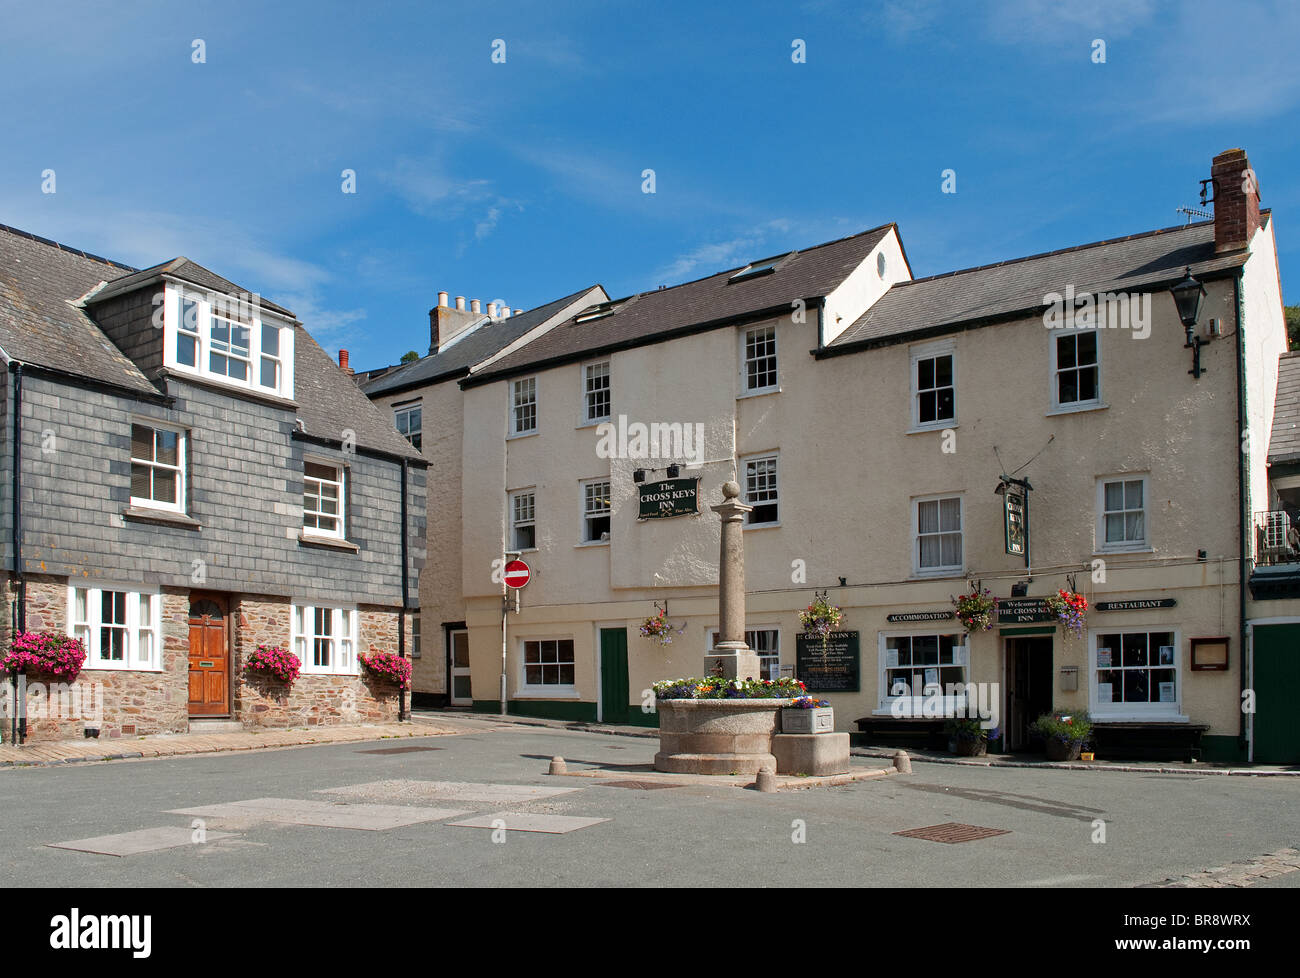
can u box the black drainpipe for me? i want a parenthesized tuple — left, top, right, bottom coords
(398, 456, 409, 722)
(1233, 274, 1249, 757)
(10, 362, 24, 745)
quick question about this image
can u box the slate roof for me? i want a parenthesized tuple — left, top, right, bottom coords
(464, 225, 896, 387)
(0, 223, 158, 395)
(829, 219, 1255, 351)
(361, 284, 603, 397)
(1270, 351, 1300, 465)
(0, 222, 419, 460)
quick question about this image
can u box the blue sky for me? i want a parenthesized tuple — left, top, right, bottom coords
(3, 0, 1297, 366)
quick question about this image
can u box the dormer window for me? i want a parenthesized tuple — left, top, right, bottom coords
(165, 283, 294, 398)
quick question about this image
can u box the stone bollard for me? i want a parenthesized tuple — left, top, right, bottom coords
(755, 770, 778, 793)
(892, 750, 912, 774)
(549, 756, 567, 775)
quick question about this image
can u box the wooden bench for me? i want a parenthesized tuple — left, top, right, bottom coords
(1090, 722, 1210, 762)
(852, 717, 950, 750)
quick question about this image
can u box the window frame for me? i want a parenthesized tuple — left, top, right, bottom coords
(394, 401, 423, 451)
(1050, 325, 1103, 412)
(741, 324, 779, 396)
(1096, 474, 1149, 553)
(163, 283, 295, 398)
(129, 419, 188, 514)
(912, 493, 965, 577)
(741, 453, 780, 527)
(303, 457, 347, 541)
(519, 636, 577, 692)
(580, 478, 612, 544)
(581, 360, 612, 426)
(876, 629, 970, 716)
(510, 376, 538, 437)
(510, 489, 537, 552)
(293, 603, 359, 677)
(1089, 627, 1184, 720)
(910, 340, 957, 430)
(67, 584, 161, 672)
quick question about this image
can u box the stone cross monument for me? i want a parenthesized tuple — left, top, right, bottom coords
(703, 480, 763, 680)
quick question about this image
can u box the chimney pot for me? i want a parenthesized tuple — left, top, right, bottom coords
(502, 306, 512, 318)
(455, 296, 466, 310)
(437, 291, 448, 307)
(338, 349, 353, 374)
(488, 301, 499, 318)
(471, 298, 481, 314)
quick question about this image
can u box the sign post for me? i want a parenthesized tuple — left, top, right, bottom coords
(499, 554, 528, 718)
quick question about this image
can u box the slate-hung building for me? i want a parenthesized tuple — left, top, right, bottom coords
(0, 223, 426, 744)
(451, 148, 1296, 764)
(360, 284, 607, 702)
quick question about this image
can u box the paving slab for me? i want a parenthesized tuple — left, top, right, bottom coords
(167, 797, 468, 830)
(446, 812, 611, 834)
(316, 779, 585, 804)
(47, 826, 236, 857)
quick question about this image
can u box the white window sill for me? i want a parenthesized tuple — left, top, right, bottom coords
(82, 665, 164, 674)
(512, 546, 539, 555)
(299, 531, 360, 552)
(912, 568, 965, 580)
(507, 430, 539, 441)
(123, 506, 201, 530)
(738, 387, 782, 401)
(298, 670, 361, 679)
(906, 422, 957, 435)
(744, 521, 782, 531)
(515, 688, 581, 699)
(1047, 401, 1109, 417)
(1094, 546, 1153, 557)
(1091, 714, 1189, 723)
(575, 540, 610, 548)
(577, 419, 611, 430)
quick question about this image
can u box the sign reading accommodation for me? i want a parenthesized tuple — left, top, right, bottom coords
(1003, 485, 1027, 556)
(886, 611, 955, 623)
(795, 630, 860, 692)
(637, 478, 700, 520)
(997, 598, 1054, 624)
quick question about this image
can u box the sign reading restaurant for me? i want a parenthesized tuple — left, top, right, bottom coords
(637, 478, 700, 520)
(1095, 598, 1177, 611)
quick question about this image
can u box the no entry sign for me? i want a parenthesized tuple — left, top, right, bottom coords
(504, 559, 531, 589)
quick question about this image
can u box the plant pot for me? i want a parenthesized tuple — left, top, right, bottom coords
(1045, 738, 1083, 761)
(781, 706, 833, 734)
(950, 737, 987, 757)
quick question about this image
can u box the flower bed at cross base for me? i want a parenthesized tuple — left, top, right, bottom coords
(652, 676, 806, 700)
(359, 651, 412, 689)
(0, 631, 87, 681)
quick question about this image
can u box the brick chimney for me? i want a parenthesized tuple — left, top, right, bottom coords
(430, 291, 488, 354)
(1212, 148, 1261, 254)
(338, 349, 354, 375)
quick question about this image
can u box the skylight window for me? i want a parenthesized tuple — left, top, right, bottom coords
(729, 254, 789, 283)
(574, 302, 619, 324)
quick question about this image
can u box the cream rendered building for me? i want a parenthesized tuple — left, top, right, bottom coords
(436, 149, 1293, 764)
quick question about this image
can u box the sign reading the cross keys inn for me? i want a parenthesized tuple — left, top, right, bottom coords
(1003, 485, 1027, 557)
(997, 598, 1055, 624)
(637, 478, 700, 520)
(795, 630, 860, 692)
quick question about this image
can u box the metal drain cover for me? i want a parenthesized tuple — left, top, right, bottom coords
(598, 780, 680, 790)
(357, 746, 443, 755)
(894, 822, 1010, 844)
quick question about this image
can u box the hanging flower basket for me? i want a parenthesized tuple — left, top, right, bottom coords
(639, 609, 683, 646)
(0, 631, 87, 682)
(359, 651, 412, 689)
(244, 644, 301, 685)
(952, 587, 997, 633)
(798, 594, 843, 652)
(1044, 589, 1088, 637)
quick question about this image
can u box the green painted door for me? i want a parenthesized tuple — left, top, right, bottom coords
(600, 628, 630, 724)
(1254, 624, 1300, 764)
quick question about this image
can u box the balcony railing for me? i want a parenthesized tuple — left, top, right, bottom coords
(1253, 509, 1300, 567)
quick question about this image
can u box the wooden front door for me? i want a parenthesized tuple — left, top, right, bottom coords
(188, 596, 230, 717)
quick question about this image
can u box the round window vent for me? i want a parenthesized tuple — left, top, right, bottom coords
(877, 252, 888, 279)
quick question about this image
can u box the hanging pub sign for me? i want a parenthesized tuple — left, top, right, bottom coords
(886, 611, 956, 623)
(795, 630, 860, 692)
(1095, 598, 1178, 611)
(1003, 484, 1027, 557)
(637, 478, 700, 520)
(997, 598, 1055, 624)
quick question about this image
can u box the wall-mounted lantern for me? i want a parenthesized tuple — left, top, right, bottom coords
(1170, 266, 1208, 379)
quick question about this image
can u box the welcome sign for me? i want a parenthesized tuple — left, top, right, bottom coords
(637, 478, 700, 519)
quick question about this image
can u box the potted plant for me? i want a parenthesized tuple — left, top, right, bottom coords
(244, 644, 302, 685)
(1032, 710, 1093, 761)
(946, 717, 990, 756)
(1044, 588, 1088, 637)
(782, 695, 833, 734)
(798, 593, 843, 652)
(952, 587, 997, 633)
(1, 631, 87, 682)
(359, 651, 412, 689)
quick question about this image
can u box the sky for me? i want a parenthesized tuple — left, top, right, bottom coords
(2, 0, 1297, 367)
